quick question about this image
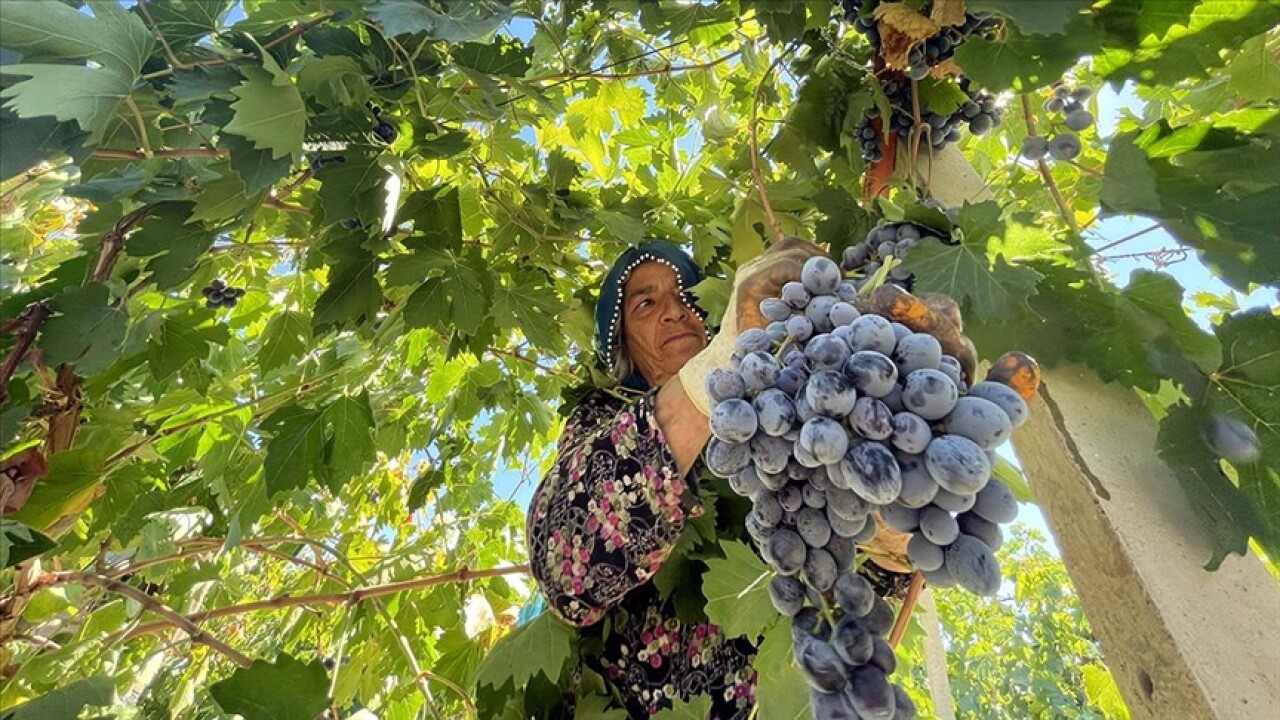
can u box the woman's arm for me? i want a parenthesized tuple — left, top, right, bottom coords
(653, 375, 711, 477)
(527, 391, 702, 628)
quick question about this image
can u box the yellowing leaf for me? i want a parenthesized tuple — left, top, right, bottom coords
(873, 3, 939, 69)
(931, 0, 968, 27)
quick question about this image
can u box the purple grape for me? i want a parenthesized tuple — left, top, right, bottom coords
(830, 301, 860, 326)
(907, 533, 945, 571)
(710, 398, 758, 443)
(769, 528, 807, 575)
(734, 327, 772, 355)
(706, 438, 750, 477)
(805, 333, 853, 372)
(851, 396, 894, 440)
(945, 533, 1002, 596)
(786, 314, 814, 341)
(880, 502, 920, 532)
(754, 388, 797, 437)
(752, 491, 784, 527)
(800, 416, 849, 465)
(847, 441, 902, 504)
(769, 575, 806, 616)
(847, 314, 897, 354)
(828, 504, 869, 537)
(890, 411, 931, 454)
(806, 370, 858, 418)
(760, 297, 792, 322)
(739, 351, 781, 391)
(924, 434, 991, 494)
(802, 255, 842, 294)
(1204, 414, 1261, 464)
(706, 368, 746, 403)
(832, 616, 875, 665)
(896, 456, 939, 508)
(803, 546, 838, 592)
(893, 333, 942, 375)
(917, 505, 960, 545)
(1065, 109, 1093, 131)
(750, 433, 792, 475)
(781, 281, 810, 309)
(971, 478, 1018, 524)
(943, 396, 1012, 450)
(931, 487, 976, 513)
(845, 351, 899, 398)
(966, 381, 1029, 429)
(957, 511, 1004, 551)
(834, 573, 875, 617)
(901, 369, 959, 420)
(806, 295, 839, 333)
(826, 485, 871, 521)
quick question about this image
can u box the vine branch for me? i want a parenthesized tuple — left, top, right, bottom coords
(749, 44, 797, 243)
(1020, 94, 1079, 233)
(50, 570, 253, 668)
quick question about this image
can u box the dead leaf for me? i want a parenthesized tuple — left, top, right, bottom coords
(873, 3, 940, 70)
(0, 447, 49, 514)
(930, 0, 967, 27)
(929, 58, 964, 79)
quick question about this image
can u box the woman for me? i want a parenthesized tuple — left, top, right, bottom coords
(525, 239, 908, 717)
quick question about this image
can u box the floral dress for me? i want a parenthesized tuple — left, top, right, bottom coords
(526, 389, 758, 719)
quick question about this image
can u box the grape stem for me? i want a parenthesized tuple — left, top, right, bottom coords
(749, 43, 798, 243)
(888, 572, 926, 648)
(1019, 94, 1079, 233)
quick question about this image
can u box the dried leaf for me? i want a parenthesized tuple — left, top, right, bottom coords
(1, 447, 48, 514)
(874, 3, 940, 69)
(930, 58, 964, 79)
(931, 0, 967, 27)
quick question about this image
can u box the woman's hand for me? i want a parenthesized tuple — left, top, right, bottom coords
(732, 237, 828, 331)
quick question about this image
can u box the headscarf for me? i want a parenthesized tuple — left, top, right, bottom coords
(595, 240, 710, 392)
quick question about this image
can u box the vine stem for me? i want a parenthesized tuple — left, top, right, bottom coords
(49, 570, 254, 668)
(106, 564, 531, 644)
(749, 44, 796, 243)
(1020, 94, 1079, 233)
(91, 147, 225, 160)
(1090, 222, 1162, 255)
(888, 572, 926, 648)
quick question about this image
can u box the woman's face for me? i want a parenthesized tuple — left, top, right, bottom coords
(621, 261, 707, 387)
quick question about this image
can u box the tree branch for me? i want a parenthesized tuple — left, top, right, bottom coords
(1090, 223, 1163, 255)
(51, 570, 253, 668)
(90, 148, 226, 161)
(0, 303, 49, 406)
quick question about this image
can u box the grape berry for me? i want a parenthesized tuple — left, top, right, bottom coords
(201, 279, 244, 309)
(1023, 82, 1093, 163)
(706, 253, 1037, 719)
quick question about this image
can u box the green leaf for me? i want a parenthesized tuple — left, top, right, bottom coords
(221, 132, 292, 194)
(369, 0, 513, 42)
(40, 283, 128, 375)
(902, 202, 1041, 320)
(1099, 133, 1161, 213)
(966, 0, 1091, 35)
(1082, 662, 1131, 720)
(4, 676, 114, 720)
(1121, 271, 1220, 373)
(224, 66, 306, 160)
(1, 519, 56, 569)
(126, 202, 218, 288)
(261, 404, 327, 496)
(453, 38, 533, 77)
(408, 467, 446, 510)
(142, 0, 234, 50)
(63, 166, 150, 205)
(258, 310, 311, 374)
(298, 56, 371, 108)
(209, 655, 330, 720)
(10, 447, 106, 533)
(1157, 404, 1263, 571)
(491, 270, 566, 352)
(0, 0, 156, 138)
(701, 540, 775, 640)
(915, 77, 969, 116)
(399, 188, 463, 250)
(316, 148, 391, 227)
(1228, 34, 1280, 104)
(689, 276, 731, 330)
(312, 247, 384, 333)
(649, 694, 713, 720)
(952, 19, 1097, 92)
(0, 109, 90, 182)
(190, 166, 259, 223)
(753, 620, 809, 720)
(147, 314, 229, 380)
(475, 611, 575, 690)
(322, 393, 376, 491)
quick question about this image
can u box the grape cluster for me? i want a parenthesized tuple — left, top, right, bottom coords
(1021, 84, 1093, 162)
(201, 279, 243, 309)
(366, 102, 398, 144)
(839, 220, 948, 293)
(837, 0, 1004, 163)
(704, 254, 1034, 718)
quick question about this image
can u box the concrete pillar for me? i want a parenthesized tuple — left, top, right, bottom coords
(917, 590, 957, 720)
(1012, 368, 1280, 719)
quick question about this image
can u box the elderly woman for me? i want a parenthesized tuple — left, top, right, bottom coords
(526, 239, 911, 717)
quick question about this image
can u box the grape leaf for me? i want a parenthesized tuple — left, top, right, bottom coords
(261, 404, 327, 496)
(901, 202, 1041, 320)
(1157, 404, 1263, 571)
(143, 0, 234, 50)
(1101, 130, 1280, 290)
(190, 167, 259, 223)
(753, 620, 809, 720)
(965, 0, 1091, 35)
(321, 392, 376, 491)
(369, 0, 513, 42)
(316, 148, 391, 227)
(952, 19, 1097, 92)
(0, 0, 156, 138)
(147, 314, 230, 380)
(221, 132, 292, 194)
(4, 676, 114, 720)
(258, 310, 311, 374)
(0, 109, 90, 182)
(224, 66, 306, 160)
(312, 247, 384, 333)
(1, 519, 56, 569)
(701, 540, 775, 640)
(1121, 271, 1220, 374)
(209, 655, 329, 720)
(126, 202, 217, 288)
(408, 467, 446, 510)
(297, 56, 371, 108)
(10, 448, 106, 533)
(453, 38, 533, 77)
(475, 611, 575, 690)
(491, 270, 566, 352)
(1228, 34, 1280, 103)
(915, 77, 969, 116)
(40, 283, 128, 375)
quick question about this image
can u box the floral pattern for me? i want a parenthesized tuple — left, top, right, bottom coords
(527, 390, 757, 719)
